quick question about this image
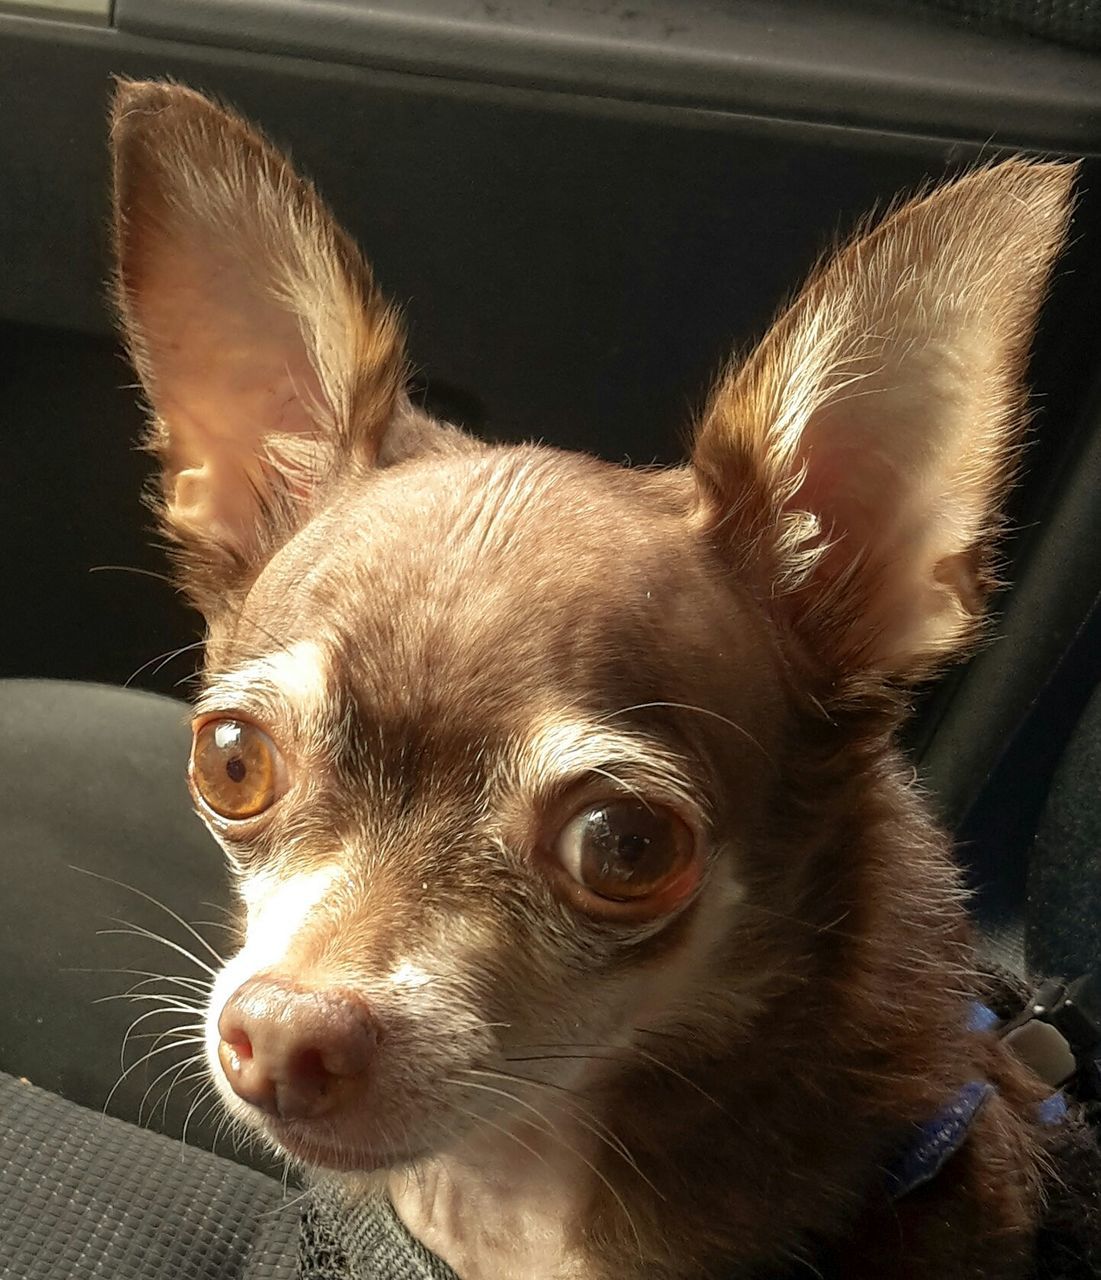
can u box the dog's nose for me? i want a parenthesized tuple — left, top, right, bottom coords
(216, 976, 378, 1119)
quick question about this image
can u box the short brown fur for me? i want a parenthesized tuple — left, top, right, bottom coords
(110, 78, 1076, 1280)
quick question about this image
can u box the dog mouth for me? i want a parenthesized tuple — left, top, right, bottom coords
(265, 1117, 422, 1173)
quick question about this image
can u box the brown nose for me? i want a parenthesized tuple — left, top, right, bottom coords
(216, 976, 378, 1120)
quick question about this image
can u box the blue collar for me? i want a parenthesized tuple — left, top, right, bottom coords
(881, 1002, 1068, 1202)
(882, 1079, 995, 1199)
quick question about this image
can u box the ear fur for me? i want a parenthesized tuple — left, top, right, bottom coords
(692, 160, 1077, 680)
(110, 79, 412, 609)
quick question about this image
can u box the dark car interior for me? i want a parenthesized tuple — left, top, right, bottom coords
(1, 1, 1100, 1276)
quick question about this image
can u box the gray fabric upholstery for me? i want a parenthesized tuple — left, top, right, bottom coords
(300, 1190, 459, 1280)
(0, 1071, 298, 1279)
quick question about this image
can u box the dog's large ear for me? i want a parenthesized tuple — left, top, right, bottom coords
(111, 80, 441, 609)
(692, 160, 1076, 681)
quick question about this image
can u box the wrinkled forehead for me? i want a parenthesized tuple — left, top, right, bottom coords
(223, 451, 689, 654)
(202, 448, 782, 770)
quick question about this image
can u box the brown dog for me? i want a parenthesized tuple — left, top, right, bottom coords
(110, 79, 1075, 1280)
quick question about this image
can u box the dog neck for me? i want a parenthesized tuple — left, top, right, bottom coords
(388, 1109, 595, 1280)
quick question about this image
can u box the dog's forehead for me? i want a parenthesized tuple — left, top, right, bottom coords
(339, 445, 695, 580)
(210, 445, 778, 755)
(248, 446, 704, 655)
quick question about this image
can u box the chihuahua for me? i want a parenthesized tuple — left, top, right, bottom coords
(110, 80, 1075, 1280)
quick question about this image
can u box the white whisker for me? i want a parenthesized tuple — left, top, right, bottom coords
(599, 700, 772, 765)
(75, 865, 226, 967)
(97, 924, 218, 979)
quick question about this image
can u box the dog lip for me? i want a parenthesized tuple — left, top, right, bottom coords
(266, 1119, 418, 1172)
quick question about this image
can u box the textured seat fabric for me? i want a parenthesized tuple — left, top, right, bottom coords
(300, 1191, 458, 1280)
(0, 1064, 458, 1280)
(0, 1071, 299, 1279)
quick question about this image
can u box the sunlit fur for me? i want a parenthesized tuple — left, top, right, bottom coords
(110, 78, 1076, 1280)
(694, 163, 1075, 678)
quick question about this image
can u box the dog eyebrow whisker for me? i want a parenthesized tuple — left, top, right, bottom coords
(597, 700, 774, 766)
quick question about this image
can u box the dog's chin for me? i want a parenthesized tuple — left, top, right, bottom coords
(264, 1117, 421, 1174)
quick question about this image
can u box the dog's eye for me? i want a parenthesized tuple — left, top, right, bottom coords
(190, 719, 281, 821)
(554, 800, 696, 903)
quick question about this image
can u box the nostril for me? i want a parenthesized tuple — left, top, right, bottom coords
(298, 1012, 378, 1081)
(216, 1034, 279, 1114)
(226, 1033, 253, 1062)
(215, 977, 379, 1118)
(224, 1029, 258, 1070)
(217, 1003, 253, 1054)
(217, 1035, 252, 1080)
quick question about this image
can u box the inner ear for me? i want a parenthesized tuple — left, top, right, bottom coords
(692, 160, 1076, 680)
(111, 79, 408, 595)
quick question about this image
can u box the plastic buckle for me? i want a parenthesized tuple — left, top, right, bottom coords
(1001, 972, 1101, 1097)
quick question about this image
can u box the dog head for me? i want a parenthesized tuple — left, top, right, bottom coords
(110, 80, 1073, 1190)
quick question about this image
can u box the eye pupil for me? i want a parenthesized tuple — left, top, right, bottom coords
(588, 814, 650, 873)
(190, 718, 279, 820)
(568, 800, 692, 902)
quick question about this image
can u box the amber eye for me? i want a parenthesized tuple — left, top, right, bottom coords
(190, 719, 281, 820)
(554, 799, 696, 902)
